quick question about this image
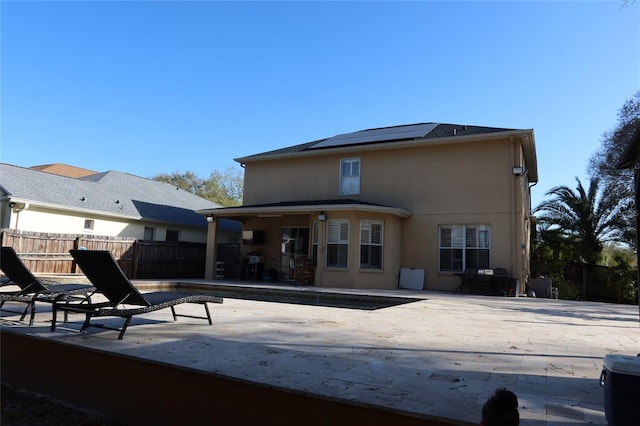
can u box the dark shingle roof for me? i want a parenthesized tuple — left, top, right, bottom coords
(0, 163, 220, 228)
(235, 122, 519, 162)
(224, 198, 396, 210)
(424, 123, 515, 139)
(199, 198, 411, 219)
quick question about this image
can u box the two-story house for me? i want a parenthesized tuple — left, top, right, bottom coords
(200, 122, 537, 293)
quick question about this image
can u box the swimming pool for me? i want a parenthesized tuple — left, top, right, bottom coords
(176, 283, 424, 310)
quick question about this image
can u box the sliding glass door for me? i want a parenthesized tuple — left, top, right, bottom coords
(281, 227, 309, 280)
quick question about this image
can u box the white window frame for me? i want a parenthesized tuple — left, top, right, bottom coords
(360, 220, 383, 270)
(438, 224, 491, 273)
(339, 158, 360, 196)
(326, 219, 349, 268)
(166, 229, 180, 242)
(83, 219, 94, 231)
(144, 226, 155, 241)
(311, 221, 319, 266)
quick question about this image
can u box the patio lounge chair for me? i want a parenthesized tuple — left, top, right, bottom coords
(0, 246, 96, 326)
(52, 249, 223, 339)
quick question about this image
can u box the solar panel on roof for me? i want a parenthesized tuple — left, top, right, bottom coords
(309, 123, 439, 149)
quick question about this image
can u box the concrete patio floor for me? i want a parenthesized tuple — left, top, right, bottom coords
(1, 281, 639, 425)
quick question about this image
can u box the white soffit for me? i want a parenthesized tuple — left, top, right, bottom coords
(309, 123, 439, 150)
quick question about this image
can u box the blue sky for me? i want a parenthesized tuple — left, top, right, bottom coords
(1, 1, 638, 208)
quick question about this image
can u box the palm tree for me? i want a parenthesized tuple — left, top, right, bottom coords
(533, 177, 628, 265)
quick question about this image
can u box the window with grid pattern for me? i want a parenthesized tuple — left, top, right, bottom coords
(439, 224, 490, 272)
(340, 158, 360, 195)
(326, 219, 349, 268)
(360, 220, 383, 269)
(311, 221, 319, 266)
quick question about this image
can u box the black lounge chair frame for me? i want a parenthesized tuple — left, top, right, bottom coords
(52, 250, 223, 339)
(0, 246, 95, 326)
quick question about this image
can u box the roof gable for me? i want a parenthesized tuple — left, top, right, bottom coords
(30, 163, 98, 178)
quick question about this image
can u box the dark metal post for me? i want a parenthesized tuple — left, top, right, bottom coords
(635, 165, 640, 333)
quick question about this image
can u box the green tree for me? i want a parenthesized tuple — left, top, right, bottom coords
(589, 91, 640, 246)
(533, 177, 628, 265)
(153, 170, 204, 195)
(601, 243, 637, 268)
(590, 91, 640, 191)
(606, 255, 638, 304)
(202, 167, 244, 207)
(530, 223, 581, 299)
(152, 166, 243, 207)
(531, 224, 579, 274)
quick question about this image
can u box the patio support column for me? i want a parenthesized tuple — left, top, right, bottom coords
(316, 219, 325, 287)
(204, 218, 218, 280)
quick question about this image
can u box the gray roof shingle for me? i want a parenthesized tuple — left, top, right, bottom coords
(0, 163, 220, 228)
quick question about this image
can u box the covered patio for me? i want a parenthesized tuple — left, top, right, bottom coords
(200, 200, 411, 289)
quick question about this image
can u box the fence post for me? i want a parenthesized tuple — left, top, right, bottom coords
(72, 236, 81, 273)
(132, 240, 139, 279)
(178, 242, 183, 277)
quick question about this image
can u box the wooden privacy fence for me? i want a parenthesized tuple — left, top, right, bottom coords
(565, 263, 624, 303)
(1, 229, 207, 279)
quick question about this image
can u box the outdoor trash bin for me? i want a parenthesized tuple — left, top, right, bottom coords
(600, 354, 640, 425)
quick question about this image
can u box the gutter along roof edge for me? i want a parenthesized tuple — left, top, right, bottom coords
(199, 202, 411, 218)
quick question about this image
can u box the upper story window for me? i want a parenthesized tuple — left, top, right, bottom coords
(340, 158, 360, 196)
(439, 224, 491, 273)
(84, 219, 94, 231)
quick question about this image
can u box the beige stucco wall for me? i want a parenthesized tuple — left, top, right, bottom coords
(233, 212, 403, 290)
(244, 139, 518, 208)
(3, 204, 209, 243)
(314, 211, 402, 290)
(238, 135, 532, 292)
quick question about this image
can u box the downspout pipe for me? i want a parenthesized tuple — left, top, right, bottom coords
(510, 136, 519, 294)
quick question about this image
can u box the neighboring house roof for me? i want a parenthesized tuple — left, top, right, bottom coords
(0, 163, 221, 228)
(30, 163, 98, 178)
(199, 199, 411, 218)
(235, 122, 538, 182)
